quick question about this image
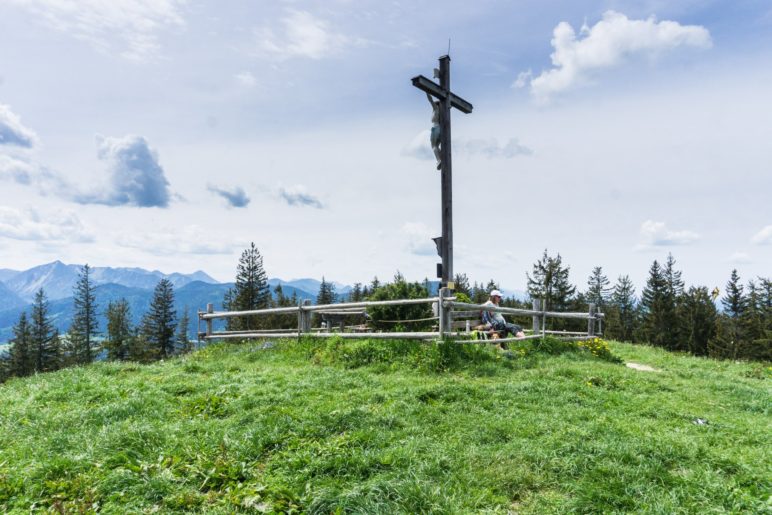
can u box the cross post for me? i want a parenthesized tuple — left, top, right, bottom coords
(411, 55, 473, 288)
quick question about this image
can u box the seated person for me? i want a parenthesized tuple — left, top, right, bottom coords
(482, 290, 525, 338)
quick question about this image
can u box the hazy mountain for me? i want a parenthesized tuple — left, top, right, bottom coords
(0, 269, 20, 283)
(3, 261, 219, 302)
(0, 280, 316, 342)
(268, 278, 353, 297)
(0, 281, 25, 310)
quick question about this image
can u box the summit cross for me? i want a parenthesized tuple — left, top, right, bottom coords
(411, 55, 473, 288)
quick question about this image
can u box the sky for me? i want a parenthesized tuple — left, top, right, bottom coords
(0, 0, 770, 294)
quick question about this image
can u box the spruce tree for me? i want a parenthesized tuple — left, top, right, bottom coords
(659, 254, 685, 350)
(316, 277, 336, 305)
(141, 279, 177, 359)
(105, 299, 132, 361)
(710, 269, 746, 359)
(349, 283, 364, 302)
(527, 250, 576, 323)
(640, 260, 668, 348)
(681, 286, 717, 356)
(586, 266, 611, 310)
(454, 273, 471, 297)
(176, 307, 193, 354)
(608, 275, 637, 342)
(30, 289, 59, 372)
(70, 264, 99, 364)
(222, 287, 235, 331)
(8, 311, 33, 377)
(232, 242, 270, 330)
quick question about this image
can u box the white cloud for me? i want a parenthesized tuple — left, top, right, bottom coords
(9, 0, 186, 61)
(523, 11, 711, 103)
(0, 206, 94, 242)
(76, 134, 172, 208)
(402, 131, 532, 160)
(235, 71, 258, 87)
(401, 222, 437, 256)
(276, 185, 324, 209)
(0, 155, 34, 183)
(751, 225, 772, 245)
(116, 225, 239, 255)
(727, 252, 752, 264)
(255, 9, 351, 60)
(0, 104, 38, 147)
(638, 220, 700, 248)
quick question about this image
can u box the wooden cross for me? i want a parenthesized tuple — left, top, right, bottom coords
(412, 55, 473, 288)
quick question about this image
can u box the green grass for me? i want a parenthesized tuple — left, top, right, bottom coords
(0, 337, 769, 513)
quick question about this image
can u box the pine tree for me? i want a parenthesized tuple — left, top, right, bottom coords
(141, 279, 177, 359)
(526, 249, 576, 314)
(454, 273, 471, 297)
(105, 299, 132, 361)
(640, 260, 668, 348)
(232, 242, 270, 330)
(586, 266, 611, 310)
(607, 275, 637, 342)
(8, 311, 33, 377)
(30, 289, 59, 372)
(662, 254, 686, 350)
(349, 283, 364, 302)
(69, 264, 99, 364)
(316, 277, 336, 305)
(681, 286, 717, 356)
(176, 307, 193, 354)
(710, 269, 746, 359)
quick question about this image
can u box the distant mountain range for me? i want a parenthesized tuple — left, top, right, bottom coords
(0, 262, 325, 342)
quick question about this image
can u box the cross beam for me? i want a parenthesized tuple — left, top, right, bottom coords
(411, 55, 473, 288)
(411, 75, 473, 113)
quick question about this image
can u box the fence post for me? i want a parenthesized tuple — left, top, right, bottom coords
(587, 303, 596, 337)
(206, 303, 213, 339)
(532, 299, 541, 335)
(298, 299, 311, 335)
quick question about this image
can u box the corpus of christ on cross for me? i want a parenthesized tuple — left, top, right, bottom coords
(411, 55, 473, 289)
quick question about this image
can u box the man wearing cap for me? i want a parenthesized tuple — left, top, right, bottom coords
(482, 290, 525, 339)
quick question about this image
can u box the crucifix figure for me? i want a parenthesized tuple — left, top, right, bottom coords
(412, 55, 473, 287)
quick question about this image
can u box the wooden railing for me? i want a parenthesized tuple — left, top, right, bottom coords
(198, 287, 604, 344)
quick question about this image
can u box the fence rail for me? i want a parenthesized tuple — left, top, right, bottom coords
(198, 287, 604, 344)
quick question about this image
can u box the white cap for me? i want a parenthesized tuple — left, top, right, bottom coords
(489, 289, 503, 298)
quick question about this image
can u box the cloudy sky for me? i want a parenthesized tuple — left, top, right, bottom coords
(0, 0, 770, 293)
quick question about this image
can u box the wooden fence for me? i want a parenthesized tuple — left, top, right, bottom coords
(198, 288, 604, 344)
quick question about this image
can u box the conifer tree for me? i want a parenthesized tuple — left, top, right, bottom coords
(608, 275, 637, 342)
(710, 269, 746, 359)
(369, 276, 381, 295)
(586, 266, 611, 310)
(105, 299, 132, 361)
(661, 254, 686, 350)
(30, 289, 59, 372)
(176, 307, 193, 354)
(640, 260, 668, 348)
(141, 279, 177, 359)
(349, 283, 364, 302)
(222, 287, 235, 331)
(681, 286, 717, 356)
(232, 242, 270, 330)
(69, 264, 99, 364)
(8, 311, 33, 377)
(454, 273, 471, 297)
(527, 249, 576, 313)
(316, 277, 336, 305)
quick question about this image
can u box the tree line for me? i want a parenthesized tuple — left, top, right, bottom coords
(0, 265, 192, 382)
(462, 249, 769, 362)
(215, 244, 770, 361)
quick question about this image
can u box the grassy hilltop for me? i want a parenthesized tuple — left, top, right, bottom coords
(0, 338, 769, 513)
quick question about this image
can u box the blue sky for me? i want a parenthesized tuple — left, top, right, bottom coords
(0, 0, 770, 293)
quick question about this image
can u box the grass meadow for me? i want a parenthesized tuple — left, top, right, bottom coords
(0, 337, 769, 513)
